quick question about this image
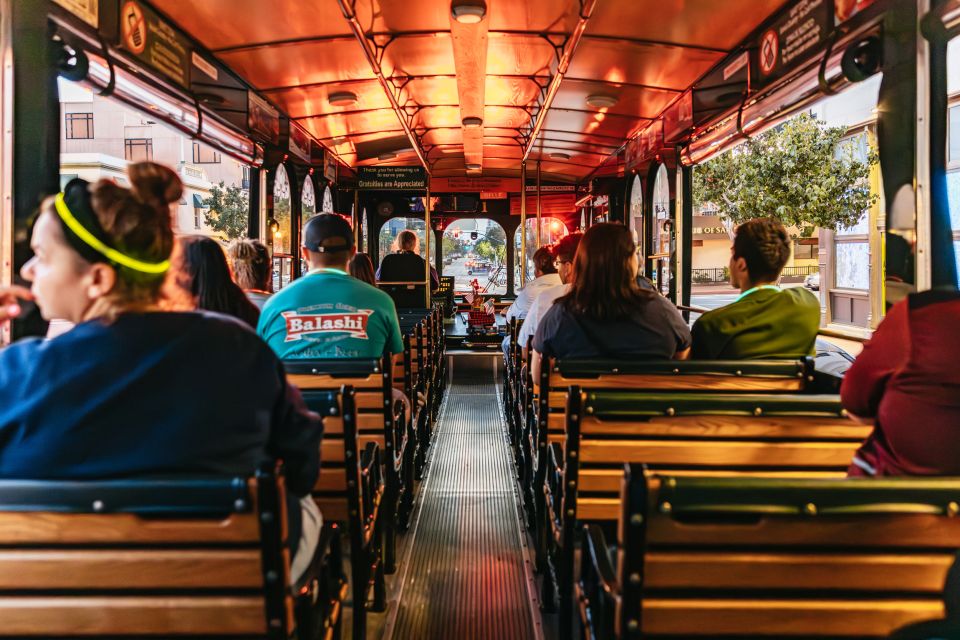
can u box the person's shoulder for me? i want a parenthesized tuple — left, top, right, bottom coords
(783, 286, 820, 308)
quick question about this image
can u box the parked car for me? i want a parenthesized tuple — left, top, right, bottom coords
(804, 272, 820, 291)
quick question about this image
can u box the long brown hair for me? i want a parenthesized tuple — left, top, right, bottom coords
(349, 252, 377, 286)
(558, 223, 652, 320)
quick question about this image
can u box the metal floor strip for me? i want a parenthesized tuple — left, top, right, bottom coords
(385, 357, 539, 639)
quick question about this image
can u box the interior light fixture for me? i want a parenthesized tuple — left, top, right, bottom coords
(378, 151, 397, 161)
(585, 93, 618, 109)
(462, 116, 483, 128)
(451, 0, 487, 24)
(330, 136, 347, 145)
(549, 152, 571, 160)
(465, 163, 482, 170)
(328, 91, 358, 107)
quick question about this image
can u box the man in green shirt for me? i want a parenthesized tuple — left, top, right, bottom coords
(258, 214, 403, 361)
(691, 217, 820, 360)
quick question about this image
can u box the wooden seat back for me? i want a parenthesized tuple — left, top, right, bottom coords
(379, 281, 427, 309)
(585, 468, 960, 638)
(0, 472, 295, 638)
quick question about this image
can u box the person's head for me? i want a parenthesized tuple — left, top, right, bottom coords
(532, 247, 557, 278)
(397, 229, 419, 253)
(349, 252, 377, 286)
(729, 217, 792, 290)
(176, 236, 255, 321)
(227, 238, 271, 292)
(560, 223, 650, 320)
(21, 162, 179, 323)
(301, 213, 356, 270)
(552, 232, 583, 285)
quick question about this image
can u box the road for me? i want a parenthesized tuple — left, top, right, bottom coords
(443, 255, 507, 294)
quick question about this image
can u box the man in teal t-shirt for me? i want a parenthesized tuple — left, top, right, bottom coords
(691, 218, 820, 360)
(258, 214, 403, 360)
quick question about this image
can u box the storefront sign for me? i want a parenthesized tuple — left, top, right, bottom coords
(288, 122, 311, 162)
(431, 176, 521, 193)
(357, 166, 426, 190)
(117, 0, 191, 89)
(753, 0, 832, 89)
(54, 0, 98, 27)
(248, 92, 280, 144)
(692, 216, 730, 240)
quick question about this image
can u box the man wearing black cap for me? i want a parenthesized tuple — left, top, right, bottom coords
(257, 214, 403, 360)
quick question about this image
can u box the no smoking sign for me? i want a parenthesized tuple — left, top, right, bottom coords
(121, 0, 147, 55)
(759, 29, 779, 76)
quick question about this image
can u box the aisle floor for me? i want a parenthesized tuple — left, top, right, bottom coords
(383, 356, 541, 639)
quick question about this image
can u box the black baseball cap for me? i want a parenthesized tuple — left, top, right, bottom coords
(302, 214, 354, 253)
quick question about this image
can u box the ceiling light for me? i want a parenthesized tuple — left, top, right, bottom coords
(462, 116, 483, 128)
(585, 93, 618, 109)
(451, 0, 486, 24)
(441, 147, 461, 154)
(465, 163, 481, 170)
(328, 91, 358, 107)
(378, 152, 397, 161)
(549, 152, 571, 160)
(330, 136, 347, 145)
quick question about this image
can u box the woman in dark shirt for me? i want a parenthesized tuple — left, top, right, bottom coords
(176, 235, 261, 328)
(0, 163, 321, 581)
(532, 223, 691, 379)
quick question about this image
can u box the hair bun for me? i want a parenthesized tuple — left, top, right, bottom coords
(127, 162, 183, 208)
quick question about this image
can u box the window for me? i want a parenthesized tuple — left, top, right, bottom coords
(833, 132, 871, 291)
(793, 239, 818, 260)
(192, 142, 221, 164)
(65, 112, 94, 139)
(194, 207, 202, 230)
(124, 138, 153, 162)
(241, 166, 251, 190)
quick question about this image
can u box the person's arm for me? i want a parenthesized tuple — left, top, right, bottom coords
(660, 295, 693, 360)
(531, 350, 544, 383)
(674, 347, 691, 360)
(268, 368, 322, 497)
(430, 266, 440, 291)
(0, 285, 31, 324)
(840, 300, 910, 419)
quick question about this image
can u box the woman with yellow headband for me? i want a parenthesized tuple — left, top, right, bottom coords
(0, 162, 322, 583)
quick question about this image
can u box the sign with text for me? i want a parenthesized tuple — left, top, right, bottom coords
(248, 92, 280, 144)
(525, 184, 576, 192)
(54, 0, 98, 27)
(753, 0, 833, 89)
(480, 192, 507, 200)
(692, 216, 730, 240)
(357, 166, 426, 190)
(324, 151, 338, 183)
(431, 176, 521, 193)
(288, 122, 311, 162)
(117, 0, 191, 88)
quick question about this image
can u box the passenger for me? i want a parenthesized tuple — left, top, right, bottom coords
(227, 238, 273, 310)
(690, 217, 819, 359)
(349, 252, 377, 287)
(843, 290, 960, 476)
(258, 214, 403, 361)
(531, 223, 691, 380)
(0, 165, 321, 583)
(175, 235, 260, 328)
(504, 247, 560, 323)
(517, 232, 582, 356)
(377, 229, 440, 291)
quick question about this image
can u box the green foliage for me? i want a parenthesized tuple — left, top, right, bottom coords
(692, 113, 879, 237)
(202, 181, 249, 241)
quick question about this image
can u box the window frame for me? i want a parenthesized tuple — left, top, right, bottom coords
(124, 138, 153, 162)
(64, 112, 94, 140)
(191, 142, 221, 164)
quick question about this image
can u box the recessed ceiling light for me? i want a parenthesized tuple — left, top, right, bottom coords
(586, 93, 618, 109)
(462, 116, 483, 128)
(328, 91, 358, 107)
(378, 151, 397, 161)
(451, 0, 486, 24)
(549, 152, 571, 160)
(465, 163, 482, 170)
(330, 136, 347, 145)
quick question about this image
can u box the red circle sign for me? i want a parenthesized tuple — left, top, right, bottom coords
(121, 1, 147, 55)
(759, 29, 779, 76)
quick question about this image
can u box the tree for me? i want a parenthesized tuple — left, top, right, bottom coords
(692, 113, 879, 237)
(202, 181, 249, 240)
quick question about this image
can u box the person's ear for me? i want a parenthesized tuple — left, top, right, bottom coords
(84, 263, 118, 299)
(300, 246, 312, 262)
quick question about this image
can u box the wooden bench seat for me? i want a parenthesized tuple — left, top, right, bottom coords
(580, 468, 960, 638)
(0, 468, 341, 639)
(544, 389, 870, 636)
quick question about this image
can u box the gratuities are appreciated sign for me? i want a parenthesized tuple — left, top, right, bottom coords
(357, 166, 427, 191)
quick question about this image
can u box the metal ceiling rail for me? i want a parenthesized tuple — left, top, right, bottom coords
(521, 0, 599, 163)
(337, 0, 431, 174)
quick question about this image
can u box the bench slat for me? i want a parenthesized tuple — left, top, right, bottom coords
(579, 440, 860, 467)
(0, 513, 260, 544)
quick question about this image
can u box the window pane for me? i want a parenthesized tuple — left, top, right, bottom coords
(835, 242, 870, 290)
(272, 165, 292, 255)
(951, 105, 960, 165)
(949, 171, 960, 231)
(444, 219, 507, 295)
(956, 241, 960, 280)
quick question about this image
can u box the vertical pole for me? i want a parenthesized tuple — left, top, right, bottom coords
(248, 167, 262, 239)
(536, 160, 542, 249)
(290, 164, 302, 280)
(353, 189, 360, 251)
(10, 0, 57, 340)
(425, 182, 431, 307)
(520, 161, 527, 287)
(678, 163, 693, 320)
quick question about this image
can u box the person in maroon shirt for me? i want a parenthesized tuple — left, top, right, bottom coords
(843, 290, 960, 476)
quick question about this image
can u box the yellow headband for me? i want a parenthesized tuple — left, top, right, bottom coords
(54, 192, 170, 275)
